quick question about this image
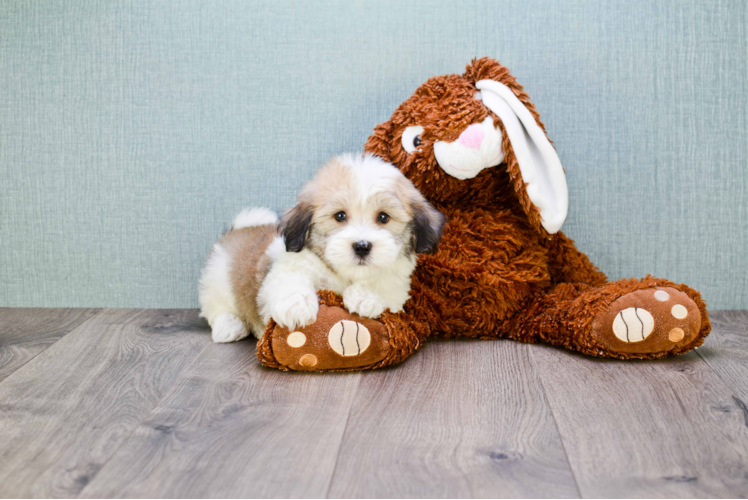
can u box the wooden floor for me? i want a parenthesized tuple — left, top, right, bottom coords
(0, 309, 747, 498)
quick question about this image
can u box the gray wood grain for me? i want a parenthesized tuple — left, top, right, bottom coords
(531, 345, 748, 498)
(79, 341, 362, 498)
(327, 339, 579, 498)
(2, 308, 747, 498)
(0, 309, 208, 498)
(696, 310, 748, 402)
(0, 308, 99, 382)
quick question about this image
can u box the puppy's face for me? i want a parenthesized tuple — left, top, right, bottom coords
(280, 154, 445, 280)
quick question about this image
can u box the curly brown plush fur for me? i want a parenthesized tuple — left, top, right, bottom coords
(257, 291, 424, 372)
(257, 58, 710, 370)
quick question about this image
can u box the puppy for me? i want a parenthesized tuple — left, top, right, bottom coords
(199, 153, 445, 343)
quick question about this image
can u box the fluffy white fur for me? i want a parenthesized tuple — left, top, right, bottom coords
(258, 154, 417, 330)
(258, 234, 415, 330)
(199, 242, 244, 342)
(233, 207, 278, 229)
(200, 154, 434, 343)
(198, 208, 279, 343)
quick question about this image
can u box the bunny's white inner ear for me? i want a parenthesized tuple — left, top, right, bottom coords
(476, 79, 568, 234)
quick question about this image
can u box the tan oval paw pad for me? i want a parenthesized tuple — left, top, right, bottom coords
(612, 307, 654, 343)
(328, 320, 371, 357)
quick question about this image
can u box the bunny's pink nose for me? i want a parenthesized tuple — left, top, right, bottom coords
(458, 123, 485, 150)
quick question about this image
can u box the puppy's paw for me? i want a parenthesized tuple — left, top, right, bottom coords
(273, 292, 319, 330)
(343, 284, 387, 319)
(212, 312, 249, 343)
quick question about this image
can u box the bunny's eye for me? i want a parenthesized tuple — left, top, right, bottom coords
(401, 125, 425, 154)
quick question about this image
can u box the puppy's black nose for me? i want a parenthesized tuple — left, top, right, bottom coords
(353, 240, 372, 257)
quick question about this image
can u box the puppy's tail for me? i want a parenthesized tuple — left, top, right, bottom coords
(232, 207, 278, 230)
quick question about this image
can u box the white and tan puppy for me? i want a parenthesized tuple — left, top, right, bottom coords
(199, 153, 445, 343)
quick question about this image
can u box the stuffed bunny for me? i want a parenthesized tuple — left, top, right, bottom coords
(257, 58, 711, 371)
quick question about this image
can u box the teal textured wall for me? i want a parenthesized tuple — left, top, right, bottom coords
(1, 1, 746, 309)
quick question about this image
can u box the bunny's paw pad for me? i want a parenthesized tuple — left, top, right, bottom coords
(268, 304, 391, 371)
(591, 287, 701, 354)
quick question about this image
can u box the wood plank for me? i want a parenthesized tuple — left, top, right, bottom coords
(80, 340, 362, 498)
(0, 309, 208, 498)
(696, 310, 748, 401)
(0, 308, 99, 382)
(327, 339, 579, 498)
(531, 343, 748, 498)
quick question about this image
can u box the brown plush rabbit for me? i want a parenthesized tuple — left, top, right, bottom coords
(257, 58, 711, 371)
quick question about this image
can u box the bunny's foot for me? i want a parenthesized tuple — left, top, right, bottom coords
(590, 286, 704, 356)
(508, 277, 710, 359)
(256, 291, 424, 371)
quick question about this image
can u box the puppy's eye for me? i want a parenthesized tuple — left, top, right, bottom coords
(401, 125, 424, 154)
(377, 212, 390, 224)
(334, 211, 347, 222)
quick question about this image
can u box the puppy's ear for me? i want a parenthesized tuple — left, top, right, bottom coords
(412, 200, 446, 254)
(279, 203, 313, 252)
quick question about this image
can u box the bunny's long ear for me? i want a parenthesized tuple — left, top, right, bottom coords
(476, 79, 568, 235)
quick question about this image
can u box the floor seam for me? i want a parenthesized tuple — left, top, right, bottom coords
(0, 308, 103, 387)
(324, 372, 363, 499)
(528, 344, 584, 499)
